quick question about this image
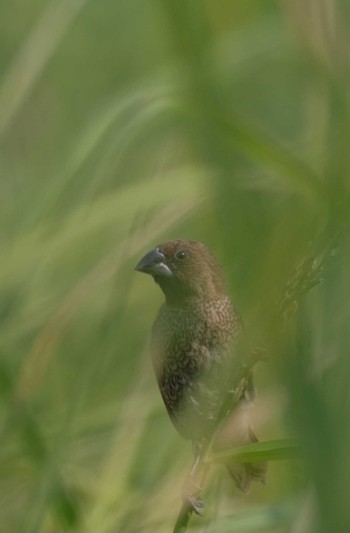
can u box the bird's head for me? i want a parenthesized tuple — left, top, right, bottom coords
(135, 240, 227, 304)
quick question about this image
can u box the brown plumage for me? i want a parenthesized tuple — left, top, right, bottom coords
(135, 239, 266, 493)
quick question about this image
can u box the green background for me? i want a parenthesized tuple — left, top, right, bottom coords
(0, 1, 349, 531)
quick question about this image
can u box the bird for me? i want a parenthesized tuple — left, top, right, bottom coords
(135, 239, 266, 510)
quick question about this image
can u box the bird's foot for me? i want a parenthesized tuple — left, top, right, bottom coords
(183, 493, 204, 516)
(183, 476, 204, 516)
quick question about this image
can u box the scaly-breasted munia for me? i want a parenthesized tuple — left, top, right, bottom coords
(135, 239, 266, 505)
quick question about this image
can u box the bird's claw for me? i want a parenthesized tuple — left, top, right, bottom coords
(183, 468, 205, 516)
(183, 494, 204, 516)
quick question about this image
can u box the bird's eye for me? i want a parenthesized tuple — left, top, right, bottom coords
(175, 250, 187, 261)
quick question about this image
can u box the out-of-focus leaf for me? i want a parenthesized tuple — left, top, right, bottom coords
(208, 439, 301, 465)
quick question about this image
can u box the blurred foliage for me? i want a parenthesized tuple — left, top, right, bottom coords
(0, 0, 349, 531)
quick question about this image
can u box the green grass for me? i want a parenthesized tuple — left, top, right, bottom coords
(0, 1, 349, 531)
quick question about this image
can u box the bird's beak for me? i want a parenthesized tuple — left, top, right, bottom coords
(135, 247, 173, 278)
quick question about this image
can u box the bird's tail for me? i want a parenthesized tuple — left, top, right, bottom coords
(226, 426, 267, 493)
(215, 400, 267, 493)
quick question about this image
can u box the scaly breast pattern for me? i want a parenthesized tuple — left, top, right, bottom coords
(151, 296, 242, 440)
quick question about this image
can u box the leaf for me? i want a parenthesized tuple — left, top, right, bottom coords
(207, 438, 301, 465)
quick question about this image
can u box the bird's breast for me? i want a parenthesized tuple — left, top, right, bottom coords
(149, 297, 241, 440)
